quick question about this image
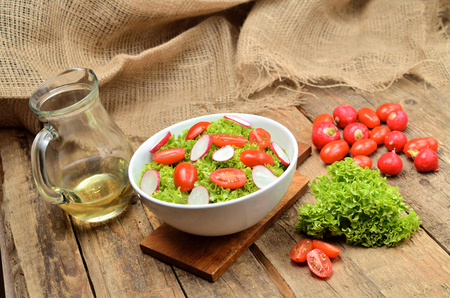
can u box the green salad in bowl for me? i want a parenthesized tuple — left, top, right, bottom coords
(128, 113, 298, 236)
(139, 116, 290, 205)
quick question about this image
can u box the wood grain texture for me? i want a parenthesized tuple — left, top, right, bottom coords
(140, 171, 309, 282)
(0, 129, 93, 298)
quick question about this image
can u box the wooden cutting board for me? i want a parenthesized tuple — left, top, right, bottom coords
(140, 142, 311, 282)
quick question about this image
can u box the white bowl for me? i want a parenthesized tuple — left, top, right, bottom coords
(128, 113, 298, 236)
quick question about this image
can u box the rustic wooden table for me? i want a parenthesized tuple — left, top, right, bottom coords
(1, 75, 449, 297)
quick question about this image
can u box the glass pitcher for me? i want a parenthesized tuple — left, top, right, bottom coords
(30, 68, 135, 222)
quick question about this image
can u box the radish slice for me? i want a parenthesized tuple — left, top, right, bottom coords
(140, 170, 160, 195)
(188, 186, 210, 205)
(252, 165, 278, 189)
(270, 142, 290, 166)
(190, 134, 213, 161)
(149, 131, 171, 153)
(223, 115, 251, 127)
(212, 145, 235, 162)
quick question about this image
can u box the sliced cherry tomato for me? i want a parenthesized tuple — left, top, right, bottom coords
(369, 126, 391, 145)
(290, 239, 313, 263)
(212, 134, 247, 147)
(312, 240, 341, 258)
(376, 103, 403, 122)
(174, 162, 198, 191)
(320, 140, 349, 164)
(357, 107, 380, 128)
(186, 122, 210, 140)
(307, 249, 332, 278)
(249, 128, 271, 149)
(403, 137, 438, 158)
(210, 168, 247, 189)
(312, 114, 334, 130)
(240, 150, 274, 168)
(152, 148, 185, 165)
(350, 139, 377, 156)
(352, 155, 373, 169)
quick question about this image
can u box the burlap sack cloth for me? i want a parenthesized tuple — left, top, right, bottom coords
(1, 0, 449, 140)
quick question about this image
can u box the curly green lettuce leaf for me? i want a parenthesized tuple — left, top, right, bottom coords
(295, 158, 421, 247)
(139, 118, 288, 204)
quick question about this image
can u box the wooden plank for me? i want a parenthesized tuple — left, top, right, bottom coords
(256, 105, 450, 297)
(0, 129, 93, 298)
(70, 201, 185, 298)
(140, 171, 309, 282)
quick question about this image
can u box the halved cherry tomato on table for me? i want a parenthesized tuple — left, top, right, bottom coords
(152, 148, 185, 165)
(210, 168, 247, 189)
(249, 128, 271, 149)
(350, 139, 377, 156)
(290, 239, 313, 263)
(307, 249, 332, 278)
(312, 240, 341, 258)
(376, 103, 403, 122)
(320, 140, 349, 164)
(369, 126, 391, 145)
(174, 162, 198, 192)
(186, 122, 210, 140)
(352, 155, 373, 169)
(403, 137, 438, 158)
(357, 107, 380, 129)
(240, 150, 274, 168)
(212, 134, 247, 147)
(312, 114, 334, 130)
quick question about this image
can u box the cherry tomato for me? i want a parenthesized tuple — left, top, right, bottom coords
(333, 105, 357, 128)
(376, 103, 403, 122)
(186, 122, 210, 140)
(352, 155, 373, 169)
(312, 240, 341, 258)
(210, 168, 247, 189)
(343, 122, 369, 146)
(152, 148, 185, 165)
(350, 139, 377, 156)
(307, 249, 332, 278)
(403, 137, 438, 158)
(378, 151, 402, 175)
(212, 134, 247, 147)
(174, 162, 198, 191)
(386, 110, 408, 131)
(312, 122, 340, 150)
(240, 150, 274, 168)
(249, 128, 271, 149)
(357, 107, 380, 129)
(290, 239, 313, 263)
(384, 131, 407, 153)
(312, 114, 334, 130)
(369, 126, 391, 145)
(320, 140, 349, 164)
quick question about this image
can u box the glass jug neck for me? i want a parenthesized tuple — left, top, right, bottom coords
(29, 68, 99, 121)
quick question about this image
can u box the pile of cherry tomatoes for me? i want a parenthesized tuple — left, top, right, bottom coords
(311, 103, 439, 175)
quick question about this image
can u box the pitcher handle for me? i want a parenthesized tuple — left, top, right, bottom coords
(31, 125, 66, 205)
